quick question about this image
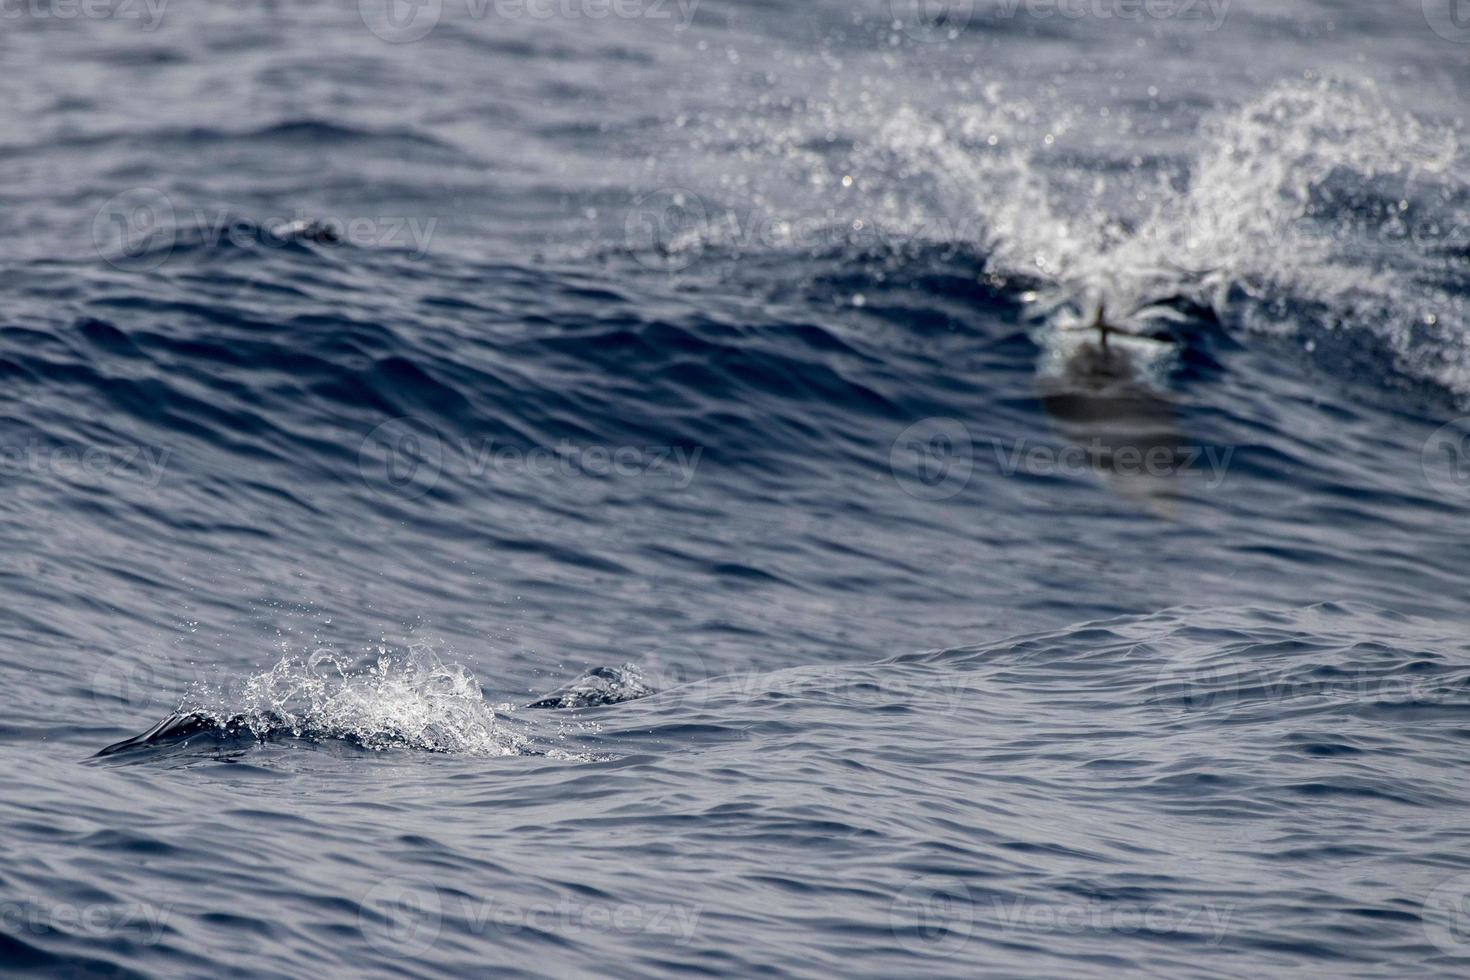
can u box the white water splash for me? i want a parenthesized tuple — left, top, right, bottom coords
(877, 77, 1469, 394)
(184, 646, 534, 757)
(667, 75, 1468, 397)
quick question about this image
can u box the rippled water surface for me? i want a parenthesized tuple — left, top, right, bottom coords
(4, 1, 1470, 976)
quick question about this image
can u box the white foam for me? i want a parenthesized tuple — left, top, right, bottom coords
(881, 78, 1468, 397)
(668, 76, 1469, 399)
(184, 646, 533, 757)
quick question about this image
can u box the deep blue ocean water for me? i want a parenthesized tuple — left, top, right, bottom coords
(4, 1, 1470, 976)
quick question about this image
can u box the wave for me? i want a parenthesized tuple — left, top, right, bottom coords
(618, 77, 1469, 404)
(0, 118, 463, 162)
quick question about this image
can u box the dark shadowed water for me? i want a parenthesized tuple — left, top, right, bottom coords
(4, 1, 1470, 976)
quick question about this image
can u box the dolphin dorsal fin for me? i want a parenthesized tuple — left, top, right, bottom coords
(1093, 303, 1110, 350)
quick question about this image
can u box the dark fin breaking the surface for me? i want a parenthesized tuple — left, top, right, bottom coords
(93, 712, 261, 758)
(525, 665, 657, 709)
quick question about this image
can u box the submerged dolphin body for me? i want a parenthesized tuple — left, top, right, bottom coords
(1037, 296, 1218, 511)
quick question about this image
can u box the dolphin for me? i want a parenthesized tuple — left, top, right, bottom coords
(1036, 298, 1204, 512)
(92, 665, 661, 759)
(92, 711, 272, 757)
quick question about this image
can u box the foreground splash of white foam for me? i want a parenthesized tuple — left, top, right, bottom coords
(182, 647, 575, 758)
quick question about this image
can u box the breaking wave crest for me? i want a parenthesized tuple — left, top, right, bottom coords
(879, 78, 1467, 391)
(644, 76, 1468, 401)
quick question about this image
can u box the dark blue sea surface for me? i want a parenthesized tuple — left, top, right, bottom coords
(3, 1, 1470, 976)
